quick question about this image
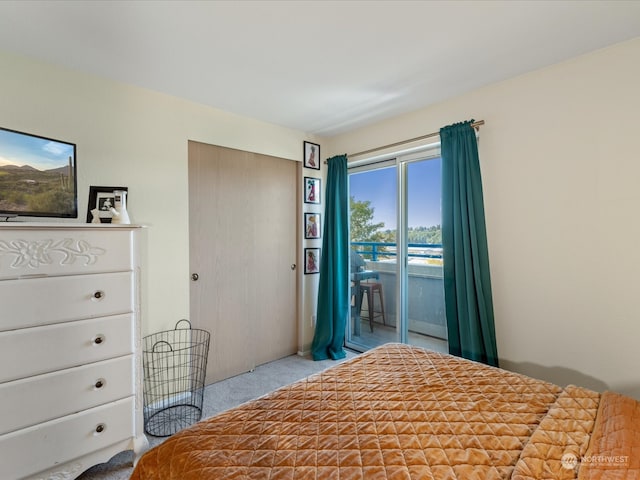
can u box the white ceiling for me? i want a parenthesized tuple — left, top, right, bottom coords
(1, 0, 639, 137)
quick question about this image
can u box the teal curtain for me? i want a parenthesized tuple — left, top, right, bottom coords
(441, 121, 499, 367)
(311, 154, 349, 360)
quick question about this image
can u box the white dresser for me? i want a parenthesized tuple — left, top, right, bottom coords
(0, 224, 148, 480)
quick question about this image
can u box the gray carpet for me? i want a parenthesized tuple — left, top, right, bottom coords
(77, 351, 356, 480)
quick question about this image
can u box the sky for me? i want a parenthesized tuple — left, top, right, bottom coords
(0, 128, 75, 170)
(349, 157, 442, 229)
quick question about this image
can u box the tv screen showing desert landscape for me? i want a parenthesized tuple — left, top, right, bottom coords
(0, 127, 77, 218)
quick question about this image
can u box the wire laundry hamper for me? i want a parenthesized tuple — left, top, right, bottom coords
(142, 319, 210, 436)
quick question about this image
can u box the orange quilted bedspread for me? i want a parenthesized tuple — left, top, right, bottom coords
(577, 391, 640, 480)
(130, 344, 637, 480)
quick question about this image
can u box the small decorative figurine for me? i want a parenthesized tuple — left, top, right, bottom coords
(91, 208, 101, 224)
(110, 190, 131, 224)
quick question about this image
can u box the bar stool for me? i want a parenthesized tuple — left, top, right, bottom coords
(359, 281, 386, 332)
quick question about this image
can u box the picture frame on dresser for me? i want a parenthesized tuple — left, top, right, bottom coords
(87, 185, 128, 223)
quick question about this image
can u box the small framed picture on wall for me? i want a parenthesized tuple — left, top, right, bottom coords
(304, 212, 321, 239)
(303, 141, 320, 170)
(304, 177, 321, 204)
(304, 247, 321, 274)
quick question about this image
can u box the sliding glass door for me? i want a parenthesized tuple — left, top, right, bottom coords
(347, 162, 398, 349)
(402, 157, 448, 351)
(346, 152, 448, 353)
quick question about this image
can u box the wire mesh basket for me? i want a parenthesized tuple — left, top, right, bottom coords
(142, 319, 210, 437)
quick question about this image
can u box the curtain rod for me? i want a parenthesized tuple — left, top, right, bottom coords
(341, 119, 484, 160)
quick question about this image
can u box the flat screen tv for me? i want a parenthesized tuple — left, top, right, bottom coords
(0, 127, 77, 219)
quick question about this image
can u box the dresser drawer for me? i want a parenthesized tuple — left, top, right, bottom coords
(0, 355, 134, 435)
(0, 396, 134, 480)
(0, 314, 134, 383)
(0, 227, 134, 280)
(0, 271, 133, 331)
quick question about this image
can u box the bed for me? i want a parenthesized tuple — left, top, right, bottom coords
(130, 343, 640, 479)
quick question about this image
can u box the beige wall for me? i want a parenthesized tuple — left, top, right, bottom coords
(327, 38, 640, 398)
(0, 49, 323, 347)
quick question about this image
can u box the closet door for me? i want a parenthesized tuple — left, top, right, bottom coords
(188, 141, 298, 384)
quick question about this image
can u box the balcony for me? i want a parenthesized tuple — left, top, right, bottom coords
(350, 242, 448, 353)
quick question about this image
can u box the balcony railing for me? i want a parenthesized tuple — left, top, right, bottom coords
(350, 241, 447, 342)
(351, 241, 443, 262)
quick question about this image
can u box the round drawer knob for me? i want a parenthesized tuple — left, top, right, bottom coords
(95, 379, 104, 389)
(95, 423, 106, 434)
(93, 335, 105, 345)
(93, 290, 104, 300)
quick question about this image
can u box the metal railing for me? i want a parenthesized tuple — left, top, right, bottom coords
(351, 241, 442, 262)
(350, 240, 447, 341)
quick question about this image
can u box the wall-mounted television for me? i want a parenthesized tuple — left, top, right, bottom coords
(0, 127, 77, 219)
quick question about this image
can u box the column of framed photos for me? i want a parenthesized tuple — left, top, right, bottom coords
(303, 141, 321, 274)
